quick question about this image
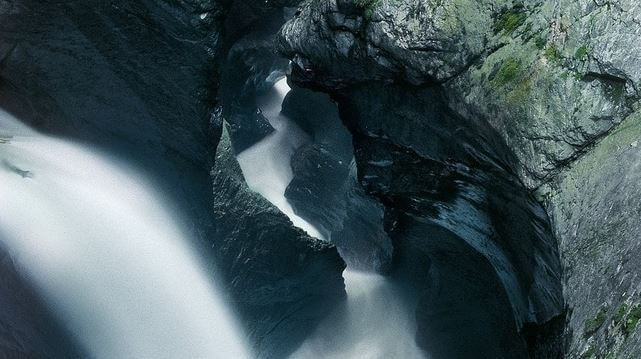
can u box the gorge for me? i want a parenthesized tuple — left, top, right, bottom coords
(1, 1, 641, 358)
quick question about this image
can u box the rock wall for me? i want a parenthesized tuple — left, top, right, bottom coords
(0, 1, 348, 357)
(211, 126, 346, 358)
(276, 0, 641, 357)
(0, 0, 224, 240)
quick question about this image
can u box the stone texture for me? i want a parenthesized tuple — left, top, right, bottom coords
(333, 83, 564, 358)
(276, 0, 641, 357)
(278, 0, 641, 189)
(0, 0, 224, 241)
(0, 2, 348, 357)
(539, 112, 641, 359)
(282, 87, 394, 272)
(211, 126, 346, 359)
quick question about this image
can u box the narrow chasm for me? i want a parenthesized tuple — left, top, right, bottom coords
(217, 3, 564, 359)
(215, 4, 421, 359)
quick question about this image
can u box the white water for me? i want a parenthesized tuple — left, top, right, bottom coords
(0, 110, 252, 359)
(237, 78, 426, 359)
(236, 79, 324, 239)
(291, 270, 424, 359)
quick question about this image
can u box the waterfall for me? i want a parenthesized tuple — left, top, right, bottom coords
(0, 110, 252, 359)
(236, 79, 426, 359)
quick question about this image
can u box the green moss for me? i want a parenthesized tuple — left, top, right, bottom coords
(575, 45, 589, 61)
(492, 58, 522, 86)
(614, 303, 628, 324)
(353, 0, 381, 18)
(544, 45, 561, 63)
(405, 2, 427, 19)
(623, 305, 641, 337)
(582, 344, 596, 358)
(353, 0, 379, 7)
(584, 307, 608, 338)
(508, 71, 534, 105)
(535, 35, 547, 49)
(494, 5, 527, 34)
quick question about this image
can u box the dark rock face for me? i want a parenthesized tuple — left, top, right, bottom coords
(211, 127, 346, 359)
(335, 84, 563, 358)
(1, 0, 225, 353)
(213, 3, 352, 357)
(277, 0, 641, 357)
(217, 1, 302, 153)
(279, 4, 566, 355)
(397, 222, 529, 359)
(282, 87, 393, 272)
(0, 245, 84, 358)
(216, 0, 393, 275)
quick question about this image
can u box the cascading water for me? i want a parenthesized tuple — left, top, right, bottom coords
(236, 79, 324, 240)
(236, 79, 426, 359)
(0, 110, 251, 359)
(290, 270, 425, 359)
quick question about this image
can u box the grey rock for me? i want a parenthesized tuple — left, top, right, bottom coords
(286, 142, 394, 272)
(537, 112, 641, 358)
(211, 125, 347, 359)
(332, 83, 563, 357)
(0, 0, 224, 243)
(278, 0, 641, 357)
(278, 0, 501, 88)
(281, 87, 394, 272)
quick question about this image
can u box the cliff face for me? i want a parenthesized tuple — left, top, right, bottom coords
(211, 127, 346, 358)
(279, 0, 641, 357)
(0, 246, 83, 358)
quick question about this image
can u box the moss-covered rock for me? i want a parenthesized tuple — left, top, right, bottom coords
(584, 307, 608, 338)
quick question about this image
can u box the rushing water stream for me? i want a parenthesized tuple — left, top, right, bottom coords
(237, 79, 426, 359)
(0, 110, 251, 359)
(237, 79, 324, 240)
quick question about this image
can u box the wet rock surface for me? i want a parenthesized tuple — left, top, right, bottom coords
(1, 0, 639, 357)
(0, 0, 224, 239)
(217, 0, 304, 153)
(282, 87, 394, 272)
(211, 127, 346, 359)
(278, 0, 641, 357)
